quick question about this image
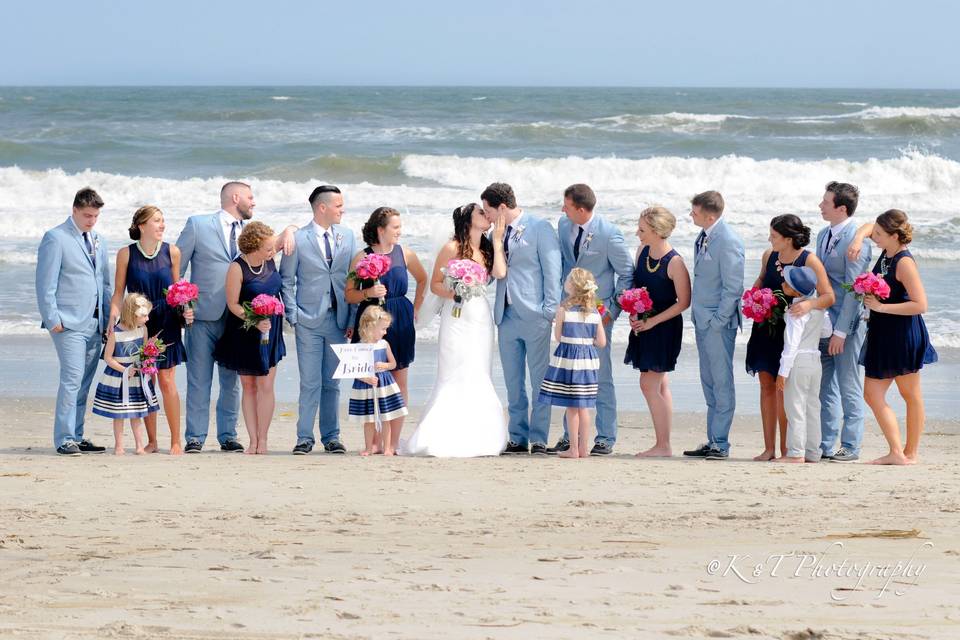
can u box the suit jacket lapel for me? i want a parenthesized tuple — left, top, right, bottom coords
(212, 214, 230, 258)
(72, 228, 95, 270)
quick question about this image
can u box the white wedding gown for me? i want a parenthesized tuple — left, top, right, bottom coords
(402, 293, 508, 457)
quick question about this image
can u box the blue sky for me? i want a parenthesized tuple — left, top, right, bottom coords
(3, 0, 958, 88)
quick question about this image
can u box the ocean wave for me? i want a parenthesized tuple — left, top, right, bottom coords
(271, 96, 292, 101)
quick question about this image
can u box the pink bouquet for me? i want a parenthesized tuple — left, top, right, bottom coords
(163, 279, 199, 326)
(842, 272, 891, 301)
(349, 254, 393, 306)
(243, 294, 285, 344)
(618, 287, 654, 335)
(441, 259, 489, 318)
(136, 335, 167, 377)
(741, 287, 787, 334)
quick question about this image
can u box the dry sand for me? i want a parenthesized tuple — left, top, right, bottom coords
(1, 398, 958, 639)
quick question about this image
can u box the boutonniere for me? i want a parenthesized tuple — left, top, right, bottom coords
(513, 224, 526, 242)
(94, 236, 101, 253)
(583, 231, 594, 249)
(335, 232, 343, 248)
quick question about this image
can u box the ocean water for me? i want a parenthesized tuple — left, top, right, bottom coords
(2, 86, 959, 350)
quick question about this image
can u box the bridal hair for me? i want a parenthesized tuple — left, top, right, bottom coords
(640, 206, 676, 239)
(362, 207, 400, 246)
(73, 187, 104, 209)
(563, 268, 598, 311)
(480, 182, 517, 209)
(825, 181, 859, 217)
(452, 203, 494, 272)
(690, 190, 724, 216)
(128, 205, 162, 240)
(358, 306, 392, 342)
(237, 221, 275, 254)
(876, 209, 913, 245)
(119, 293, 151, 330)
(770, 214, 811, 249)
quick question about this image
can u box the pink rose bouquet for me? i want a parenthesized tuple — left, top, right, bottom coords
(842, 272, 891, 301)
(243, 294, 285, 344)
(618, 287, 654, 335)
(349, 253, 392, 306)
(136, 335, 167, 377)
(741, 286, 787, 334)
(441, 259, 489, 318)
(163, 279, 200, 327)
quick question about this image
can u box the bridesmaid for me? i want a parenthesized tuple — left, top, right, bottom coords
(110, 206, 191, 455)
(214, 222, 287, 454)
(345, 207, 428, 451)
(847, 210, 937, 465)
(745, 214, 834, 461)
(623, 207, 690, 457)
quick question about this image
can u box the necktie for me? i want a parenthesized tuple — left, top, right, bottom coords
(323, 231, 337, 312)
(695, 230, 706, 255)
(824, 229, 833, 255)
(574, 226, 584, 261)
(82, 231, 96, 267)
(229, 221, 240, 259)
(503, 225, 512, 261)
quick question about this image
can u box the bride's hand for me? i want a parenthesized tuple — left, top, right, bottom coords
(493, 212, 506, 245)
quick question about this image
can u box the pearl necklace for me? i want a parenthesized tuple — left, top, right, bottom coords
(136, 241, 161, 260)
(246, 258, 265, 275)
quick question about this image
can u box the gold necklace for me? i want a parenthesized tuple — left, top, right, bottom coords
(645, 254, 663, 273)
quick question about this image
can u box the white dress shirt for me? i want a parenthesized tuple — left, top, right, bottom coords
(313, 221, 333, 262)
(219, 210, 244, 254)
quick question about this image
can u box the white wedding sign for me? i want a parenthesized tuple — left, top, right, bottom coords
(331, 343, 376, 379)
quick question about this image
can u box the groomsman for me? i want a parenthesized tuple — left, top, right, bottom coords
(36, 188, 111, 455)
(683, 191, 745, 460)
(547, 184, 634, 455)
(816, 181, 870, 462)
(280, 185, 356, 455)
(177, 182, 296, 453)
(483, 182, 562, 455)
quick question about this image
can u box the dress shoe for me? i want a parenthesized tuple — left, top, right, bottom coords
(530, 443, 548, 456)
(184, 441, 202, 453)
(830, 447, 859, 463)
(546, 438, 569, 455)
(324, 440, 347, 454)
(56, 442, 81, 456)
(502, 441, 528, 455)
(220, 440, 245, 453)
(590, 442, 613, 456)
(77, 439, 106, 453)
(705, 447, 729, 460)
(683, 443, 712, 457)
(292, 442, 313, 455)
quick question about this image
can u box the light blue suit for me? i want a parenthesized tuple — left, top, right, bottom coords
(36, 217, 112, 448)
(495, 212, 562, 447)
(816, 221, 871, 455)
(280, 223, 357, 446)
(176, 212, 241, 446)
(691, 218, 745, 453)
(556, 214, 634, 446)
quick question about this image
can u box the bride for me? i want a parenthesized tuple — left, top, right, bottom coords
(402, 203, 509, 457)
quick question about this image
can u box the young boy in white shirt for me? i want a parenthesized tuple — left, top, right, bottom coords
(777, 266, 832, 463)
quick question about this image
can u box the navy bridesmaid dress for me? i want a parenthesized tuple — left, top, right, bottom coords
(351, 244, 416, 369)
(859, 250, 937, 378)
(745, 249, 809, 376)
(214, 257, 286, 376)
(623, 246, 683, 372)
(126, 242, 187, 368)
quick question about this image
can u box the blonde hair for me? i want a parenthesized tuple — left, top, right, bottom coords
(237, 220, 275, 254)
(119, 293, 151, 330)
(563, 267, 598, 310)
(640, 206, 677, 239)
(358, 305, 392, 342)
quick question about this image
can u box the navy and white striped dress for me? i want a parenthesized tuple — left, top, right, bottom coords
(348, 340, 409, 422)
(538, 305, 600, 407)
(92, 326, 160, 419)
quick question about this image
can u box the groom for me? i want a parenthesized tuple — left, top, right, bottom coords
(549, 184, 634, 455)
(482, 182, 562, 455)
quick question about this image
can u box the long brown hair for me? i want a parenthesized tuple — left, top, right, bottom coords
(452, 203, 493, 272)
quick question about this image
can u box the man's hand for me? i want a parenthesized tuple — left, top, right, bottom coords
(827, 334, 845, 356)
(789, 299, 813, 317)
(51, 323, 65, 334)
(776, 375, 786, 392)
(279, 225, 298, 256)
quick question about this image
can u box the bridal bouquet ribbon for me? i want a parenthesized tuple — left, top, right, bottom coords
(163, 279, 200, 327)
(123, 336, 167, 407)
(349, 254, 392, 306)
(618, 287, 654, 335)
(741, 286, 787, 335)
(441, 259, 488, 318)
(243, 294, 285, 344)
(842, 272, 891, 301)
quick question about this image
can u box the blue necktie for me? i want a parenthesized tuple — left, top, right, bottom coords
(695, 230, 706, 255)
(323, 231, 337, 312)
(502, 226, 512, 308)
(573, 226, 584, 261)
(83, 231, 96, 267)
(229, 221, 240, 259)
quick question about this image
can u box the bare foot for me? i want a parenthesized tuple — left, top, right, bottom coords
(383, 449, 396, 456)
(244, 449, 257, 456)
(257, 445, 268, 455)
(777, 456, 804, 464)
(636, 446, 672, 458)
(870, 452, 913, 465)
(114, 448, 125, 456)
(905, 453, 921, 464)
(360, 450, 372, 457)
(753, 449, 776, 461)
(170, 443, 184, 456)
(558, 450, 579, 459)
(143, 443, 158, 454)
(135, 448, 146, 455)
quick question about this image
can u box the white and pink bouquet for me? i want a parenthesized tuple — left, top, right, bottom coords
(349, 253, 392, 305)
(163, 279, 199, 326)
(136, 335, 167, 377)
(442, 259, 488, 318)
(842, 272, 891, 301)
(243, 294, 285, 344)
(618, 287, 654, 335)
(741, 286, 787, 334)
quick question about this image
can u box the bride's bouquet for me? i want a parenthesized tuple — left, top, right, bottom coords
(442, 259, 488, 318)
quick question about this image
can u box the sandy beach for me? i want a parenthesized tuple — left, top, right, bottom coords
(1, 398, 958, 639)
